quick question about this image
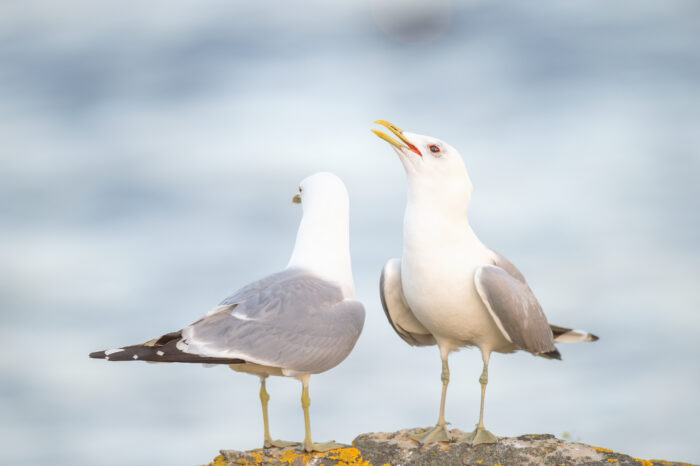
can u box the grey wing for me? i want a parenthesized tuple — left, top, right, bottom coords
(488, 248, 599, 345)
(474, 264, 559, 359)
(179, 269, 365, 374)
(380, 259, 436, 346)
(486, 248, 527, 283)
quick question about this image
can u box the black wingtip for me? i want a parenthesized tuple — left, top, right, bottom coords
(590, 333, 600, 342)
(87, 339, 247, 364)
(543, 348, 562, 360)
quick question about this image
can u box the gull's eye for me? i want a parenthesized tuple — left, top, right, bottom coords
(429, 145, 440, 154)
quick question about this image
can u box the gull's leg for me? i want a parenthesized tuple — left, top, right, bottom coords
(259, 376, 297, 449)
(299, 375, 344, 452)
(412, 353, 452, 444)
(462, 352, 498, 445)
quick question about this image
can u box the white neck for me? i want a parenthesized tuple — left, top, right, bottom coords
(286, 208, 355, 298)
(406, 173, 473, 217)
(403, 174, 482, 250)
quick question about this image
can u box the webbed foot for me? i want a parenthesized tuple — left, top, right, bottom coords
(302, 440, 344, 452)
(411, 423, 452, 444)
(264, 439, 298, 449)
(461, 426, 498, 445)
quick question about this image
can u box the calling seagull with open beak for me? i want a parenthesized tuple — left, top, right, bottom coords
(372, 120, 423, 157)
(373, 120, 598, 445)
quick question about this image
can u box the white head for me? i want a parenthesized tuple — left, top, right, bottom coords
(287, 172, 355, 297)
(373, 120, 474, 211)
(292, 171, 350, 216)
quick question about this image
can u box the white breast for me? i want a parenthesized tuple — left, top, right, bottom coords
(400, 207, 510, 353)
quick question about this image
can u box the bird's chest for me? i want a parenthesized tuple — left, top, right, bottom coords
(400, 231, 490, 339)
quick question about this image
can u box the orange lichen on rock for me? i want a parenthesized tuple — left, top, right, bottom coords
(328, 447, 371, 466)
(595, 446, 614, 453)
(207, 454, 229, 466)
(277, 449, 309, 464)
(247, 451, 264, 464)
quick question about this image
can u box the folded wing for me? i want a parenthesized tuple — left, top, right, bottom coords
(91, 268, 365, 374)
(475, 262, 560, 359)
(486, 247, 598, 346)
(380, 258, 436, 346)
(178, 268, 365, 374)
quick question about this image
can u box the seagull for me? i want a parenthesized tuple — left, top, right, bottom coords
(372, 121, 598, 445)
(89, 172, 365, 453)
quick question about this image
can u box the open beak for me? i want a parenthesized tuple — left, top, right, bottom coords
(372, 120, 422, 156)
(292, 193, 302, 204)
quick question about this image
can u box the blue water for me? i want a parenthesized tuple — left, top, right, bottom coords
(1, 1, 699, 464)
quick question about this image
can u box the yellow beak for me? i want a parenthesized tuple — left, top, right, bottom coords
(292, 193, 302, 204)
(372, 120, 422, 156)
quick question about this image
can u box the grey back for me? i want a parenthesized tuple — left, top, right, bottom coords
(180, 268, 365, 374)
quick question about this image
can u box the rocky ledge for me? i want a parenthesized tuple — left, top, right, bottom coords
(205, 428, 693, 466)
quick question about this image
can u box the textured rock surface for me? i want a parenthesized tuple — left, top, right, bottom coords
(209, 445, 371, 466)
(205, 428, 694, 465)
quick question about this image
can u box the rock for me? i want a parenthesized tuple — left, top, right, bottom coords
(205, 428, 694, 465)
(353, 429, 692, 466)
(209, 445, 367, 466)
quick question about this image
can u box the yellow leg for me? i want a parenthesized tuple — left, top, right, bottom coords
(462, 353, 498, 445)
(476, 364, 489, 429)
(259, 377, 296, 449)
(412, 356, 452, 444)
(438, 358, 450, 426)
(300, 377, 344, 452)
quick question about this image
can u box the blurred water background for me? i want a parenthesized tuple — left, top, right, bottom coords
(1, 0, 699, 464)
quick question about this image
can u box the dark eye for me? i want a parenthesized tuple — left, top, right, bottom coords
(429, 145, 440, 153)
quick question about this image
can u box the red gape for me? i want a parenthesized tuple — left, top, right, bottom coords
(408, 144, 423, 157)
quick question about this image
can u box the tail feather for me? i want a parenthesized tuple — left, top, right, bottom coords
(540, 348, 562, 360)
(89, 330, 246, 365)
(550, 324, 599, 343)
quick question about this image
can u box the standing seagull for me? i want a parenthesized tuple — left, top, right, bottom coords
(373, 121, 597, 446)
(90, 172, 365, 452)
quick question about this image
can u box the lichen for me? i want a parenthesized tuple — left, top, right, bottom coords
(248, 451, 264, 464)
(206, 455, 229, 466)
(328, 447, 371, 466)
(278, 449, 305, 464)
